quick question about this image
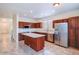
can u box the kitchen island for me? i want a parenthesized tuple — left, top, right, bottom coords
(21, 33, 45, 51)
(18, 28, 55, 43)
(33, 30, 55, 43)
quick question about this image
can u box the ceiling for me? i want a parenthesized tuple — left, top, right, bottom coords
(0, 3, 79, 18)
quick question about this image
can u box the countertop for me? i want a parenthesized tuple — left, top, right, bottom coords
(36, 31, 54, 34)
(18, 28, 55, 34)
(21, 33, 45, 38)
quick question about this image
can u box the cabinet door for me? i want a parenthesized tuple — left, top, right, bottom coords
(76, 17, 79, 48)
(30, 37, 45, 51)
(24, 36, 30, 46)
(32, 23, 38, 28)
(77, 28, 79, 48)
(37, 23, 42, 28)
(35, 23, 38, 28)
(31, 23, 35, 28)
(68, 18, 76, 28)
(68, 18, 76, 47)
(19, 22, 31, 28)
(30, 38, 37, 50)
(36, 38, 45, 50)
(19, 33, 24, 41)
(31, 23, 41, 28)
(68, 17, 79, 48)
(19, 22, 24, 28)
(69, 28, 75, 47)
(36, 23, 40, 28)
(77, 19, 79, 28)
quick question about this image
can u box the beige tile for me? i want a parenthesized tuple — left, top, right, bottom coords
(0, 34, 79, 55)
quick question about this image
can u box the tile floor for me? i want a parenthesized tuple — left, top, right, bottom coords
(18, 41, 79, 55)
(0, 34, 79, 55)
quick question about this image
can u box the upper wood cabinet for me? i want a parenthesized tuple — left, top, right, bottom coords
(33, 23, 42, 28)
(53, 19, 68, 23)
(53, 19, 68, 28)
(19, 22, 31, 28)
(19, 22, 23, 28)
(19, 22, 42, 28)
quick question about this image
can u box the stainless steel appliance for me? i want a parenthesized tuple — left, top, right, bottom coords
(54, 22, 68, 47)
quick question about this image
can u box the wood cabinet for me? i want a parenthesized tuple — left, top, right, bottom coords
(53, 19, 68, 28)
(35, 23, 42, 28)
(24, 35, 45, 51)
(68, 17, 76, 47)
(53, 16, 79, 49)
(18, 33, 25, 41)
(19, 22, 42, 28)
(31, 23, 42, 28)
(30, 37, 45, 51)
(24, 36, 31, 46)
(19, 22, 23, 28)
(19, 22, 30, 28)
(68, 16, 79, 48)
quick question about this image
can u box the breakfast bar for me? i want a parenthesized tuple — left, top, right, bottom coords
(21, 33, 45, 51)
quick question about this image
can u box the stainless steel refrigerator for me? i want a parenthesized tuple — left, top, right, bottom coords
(54, 22, 68, 47)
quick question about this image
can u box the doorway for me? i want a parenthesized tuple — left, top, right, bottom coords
(0, 18, 13, 52)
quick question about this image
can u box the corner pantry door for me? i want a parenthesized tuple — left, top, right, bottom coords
(0, 18, 13, 51)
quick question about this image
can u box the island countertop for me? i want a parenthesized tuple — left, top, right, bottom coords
(21, 33, 45, 38)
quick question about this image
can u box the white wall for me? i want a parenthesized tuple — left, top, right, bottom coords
(12, 14, 20, 49)
(12, 15, 18, 44)
(19, 17, 40, 23)
(40, 20, 53, 31)
(52, 9, 79, 20)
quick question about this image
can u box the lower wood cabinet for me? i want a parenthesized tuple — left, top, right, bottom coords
(30, 37, 45, 51)
(24, 36, 31, 46)
(19, 33, 25, 41)
(24, 36, 45, 51)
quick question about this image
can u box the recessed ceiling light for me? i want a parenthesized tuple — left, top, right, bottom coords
(53, 3, 61, 7)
